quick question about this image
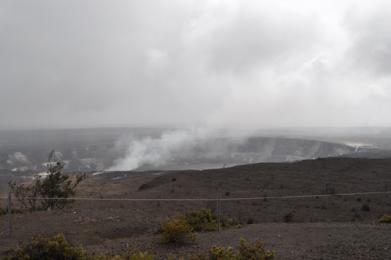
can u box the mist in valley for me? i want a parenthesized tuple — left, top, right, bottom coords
(1, 127, 390, 176)
(1, 1, 391, 172)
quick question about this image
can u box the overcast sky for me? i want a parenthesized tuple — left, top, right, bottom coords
(1, 0, 391, 130)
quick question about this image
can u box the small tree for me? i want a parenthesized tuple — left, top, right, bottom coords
(8, 181, 39, 210)
(37, 150, 85, 209)
(9, 150, 85, 211)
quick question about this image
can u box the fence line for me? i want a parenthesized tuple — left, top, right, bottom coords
(2, 190, 391, 238)
(1, 190, 391, 202)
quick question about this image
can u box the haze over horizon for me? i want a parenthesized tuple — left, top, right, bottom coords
(1, 0, 391, 130)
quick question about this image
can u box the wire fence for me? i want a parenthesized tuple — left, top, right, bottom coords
(1, 190, 391, 206)
(1, 189, 391, 240)
(2, 190, 391, 201)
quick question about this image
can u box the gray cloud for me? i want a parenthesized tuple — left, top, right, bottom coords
(1, 0, 391, 129)
(345, 4, 391, 76)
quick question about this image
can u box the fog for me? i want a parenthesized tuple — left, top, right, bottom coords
(1, 0, 391, 130)
(107, 127, 358, 171)
(108, 128, 207, 170)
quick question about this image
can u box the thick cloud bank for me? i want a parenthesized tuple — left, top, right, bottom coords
(1, 0, 391, 129)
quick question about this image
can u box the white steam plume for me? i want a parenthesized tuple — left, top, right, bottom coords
(107, 128, 214, 171)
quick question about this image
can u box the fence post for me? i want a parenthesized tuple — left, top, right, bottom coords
(7, 191, 12, 238)
(217, 197, 221, 232)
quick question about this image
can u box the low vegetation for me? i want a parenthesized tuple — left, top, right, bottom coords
(159, 208, 237, 244)
(379, 214, 391, 223)
(190, 238, 274, 260)
(184, 208, 220, 231)
(4, 233, 155, 260)
(94, 251, 155, 260)
(185, 208, 237, 231)
(184, 208, 217, 231)
(160, 216, 195, 244)
(9, 150, 85, 211)
(4, 233, 86, 260)
(4, 234, 274, 260)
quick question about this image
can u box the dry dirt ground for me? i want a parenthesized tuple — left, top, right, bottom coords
(1, 157, 391, 259)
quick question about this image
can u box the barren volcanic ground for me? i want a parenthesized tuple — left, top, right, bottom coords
(1, 157, 391, 259)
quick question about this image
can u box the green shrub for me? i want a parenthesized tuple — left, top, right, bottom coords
(184, 208, 237, 231)
(379, 214, 391, 223)
(4, 233, 87, 260)
(221, 216, 238, 228)
(4, 234, 274, 260)
(160, 216, 195, 244)
(93, 250, 155, 260)
(127, 251, 155, 260)
(208, 246, 236, 260)
(184, 209, 218, 232)
(159, 209, 237, 245)
(237, 238, 274, 260)
(189, 238, 274, 260)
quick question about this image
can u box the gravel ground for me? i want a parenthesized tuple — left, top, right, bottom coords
(83, 222, 391, 259)
(2, 158, 391, 259)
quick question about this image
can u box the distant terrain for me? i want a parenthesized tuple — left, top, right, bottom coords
(2, 127, 390, 175)
(0, 128, 161, 173)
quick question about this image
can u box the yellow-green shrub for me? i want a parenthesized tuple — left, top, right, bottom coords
(236, 238, 274, 260)
(160, 216, 195, 244)
(182, 208, 236, 232)
(69, 250, 156, 260)
(188, 238, 274, 260)
(209, 246, 236, 260)
(127, 251, 155, 260)
(379, 214, 391, 223)
(4, 233, 87, 260)
(184, 209, 218, 232)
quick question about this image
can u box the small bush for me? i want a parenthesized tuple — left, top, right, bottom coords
(237, 238, 274, 260)
(185, 209, 218, 232)
(160, 216, 195, 244)
(379, 214, 391, 223)
(221, 216, 238, 228)
(127, 251, 155, 260)
(209, 246, 236, 259)
(104, 250, 155, 260)
(189, 238, 274, 260)
(4, 233, 86, 260)
(159, 209, 236, 245)
(185, 208, 237, 231)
